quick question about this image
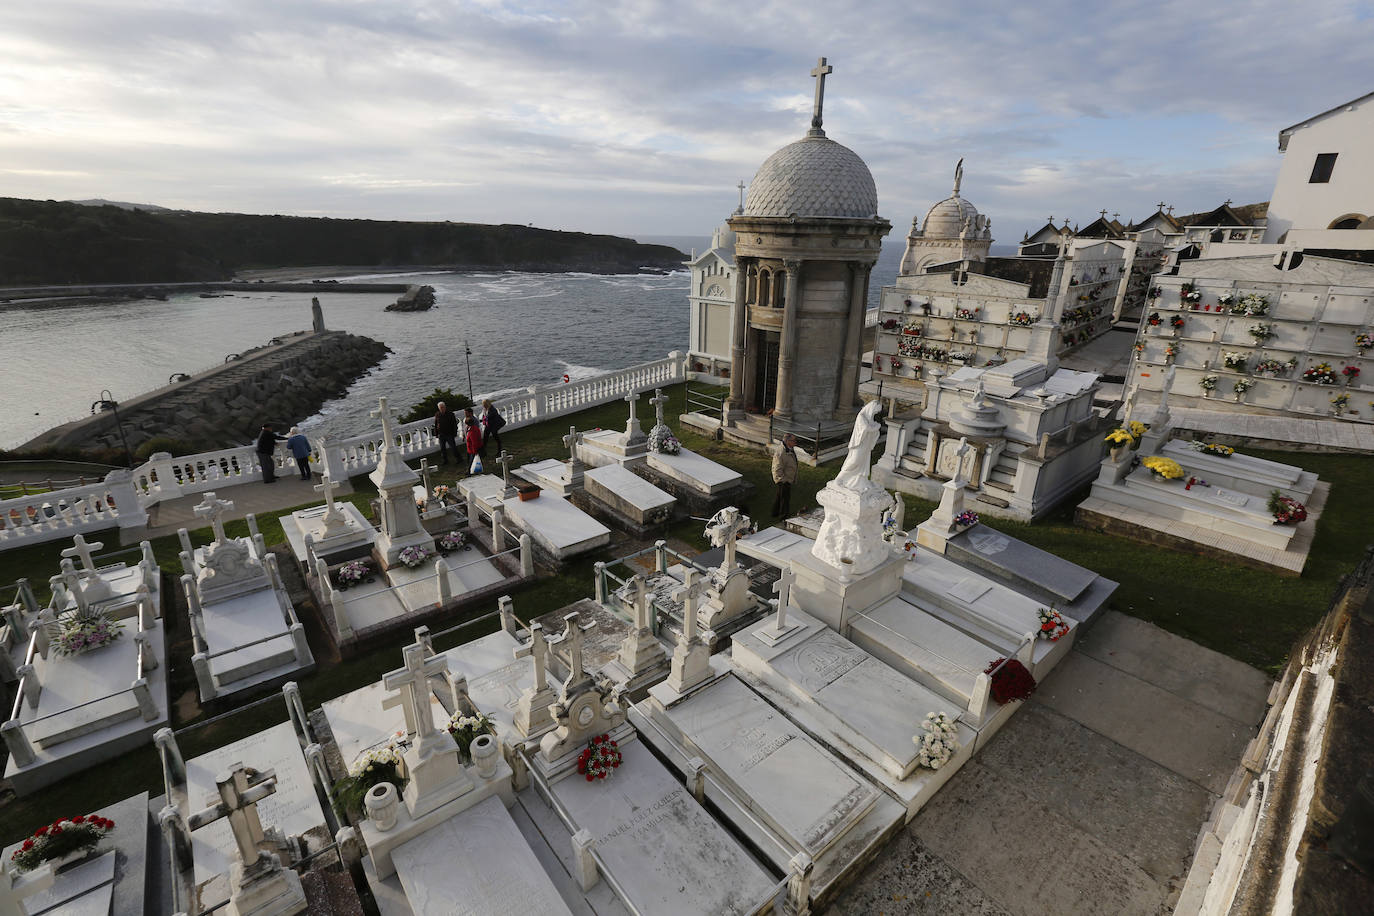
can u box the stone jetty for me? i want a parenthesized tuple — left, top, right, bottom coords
(19, 329, 390, 457)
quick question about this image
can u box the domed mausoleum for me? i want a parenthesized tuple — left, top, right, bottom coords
(723, 58, 891, 438)
(898, 160, 992, 275)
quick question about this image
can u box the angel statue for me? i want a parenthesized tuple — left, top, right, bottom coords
(833, 400, 884, 492)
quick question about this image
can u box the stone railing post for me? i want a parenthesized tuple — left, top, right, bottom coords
(315, 435, 346, 483)
(491, 507, 504, 550)
(17, 664, 39, 709)
(784, 852, 814, 916)
(668, 349, 686, 382)
(318, 557, 352, 640)
(143, 452, 184, 503)
(1, 719, 36, 768)
(104, 468, 149, 531)
(654, 539, 668, 574)
(283, 681, 310, 744)
(155, 727, 187, 792)
(132, 677, 158, 721)
(572, 829, 598, 891)
(526, 385, 544, 419)
(192, 652, 215, 700)
(435, 558, 452, 606)
(15, 579, 39, 616)
(593, 562, 607, 606)
(519, 534, 533, 577)
(289, 623, 310, 666)
(3, 598, 29, 642)
(498, 595, 516, 636)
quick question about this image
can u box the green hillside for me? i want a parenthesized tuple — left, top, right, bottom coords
(0, 198, 685, 284)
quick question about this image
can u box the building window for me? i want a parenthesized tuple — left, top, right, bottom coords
(1309, 153, 1337, 183)
(1329, 216, 1364, 230)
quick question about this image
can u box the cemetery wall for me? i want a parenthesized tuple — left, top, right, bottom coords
(19, 330, 390, 457)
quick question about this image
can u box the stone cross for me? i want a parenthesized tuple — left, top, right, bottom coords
(1156, 201, 1166, 211)
(624, 390, 640, 422)
(649, 388, 669, 429)
(193, 492, 234, 544)
(371, 396, 400, 448)
(563, 426, 584, 467)
(631, 575, 652, 630)
(188, 764, 277, 870)
(550, 612, 596, 684)
(673, 568, 710, 642)
(383, 644, 449, 741)
(1099, 209, 1108, 219)
(736, 180, 746, 211)
(61, 534, 103, 573)
(314, 474, 342, 521)
(809, 56, 832, 132)
(514, 621, 552, 692)
(419, 458, 433, 496)
(705, 507, 750, 574)
(772, 568, 795, 632)
(0, 862, 54, 916)
(496, 450, 514, 489)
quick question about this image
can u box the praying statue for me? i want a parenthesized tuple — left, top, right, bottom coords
(833, 400, 884, 492)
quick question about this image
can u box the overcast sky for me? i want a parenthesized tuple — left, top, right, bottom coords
(3, 1, 1372, 242)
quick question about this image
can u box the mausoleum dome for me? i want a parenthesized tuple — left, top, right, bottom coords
(923, 194, 981, 239)
(743, 135, 879, 220)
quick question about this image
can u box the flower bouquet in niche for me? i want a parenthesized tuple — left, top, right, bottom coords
(1222, 352, 1247, 371)
(576, 734, 623, 782)
(1357, 333, 1373, 352)
(1037, 607, 1070, 641)
(1343, 365, 1361, 384)
(333, 743, 407, 820)
(1142, 456, 1184, 481)
(1170, 315, 1186, 329)
(1180, 283, 1201, 304)
(983, 658, 1037, 704)
(1200, 375, 1219, 392)
(914, 712, 961, 770)
(1217, 292, 1235, 310)
(1147, 312, 1163, 327)
(54, 610, 123, 656)
(447, 711, 495, 764)
(1009, 309, 1037, 327)
(9, 814, 115, 872)
(1331, 392, 1350, 414)
(398, 545, 432, 568)
(1268, 491, 1308, 525)
(1241, 293, 1269, 316)
(1303, 363, 1338, 385)
(1234, 379, 1254, 397)
(1248, 323, 1275, 342)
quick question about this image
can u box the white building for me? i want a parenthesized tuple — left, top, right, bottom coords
(1265, 91, 1374, 245)
(686, 197, 741, 382)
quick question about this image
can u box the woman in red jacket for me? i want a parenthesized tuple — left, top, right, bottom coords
(463, 407, 484, 473)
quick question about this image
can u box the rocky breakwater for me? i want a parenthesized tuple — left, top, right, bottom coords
(385, 284, 436, 312)
(19, 330, 390, 458)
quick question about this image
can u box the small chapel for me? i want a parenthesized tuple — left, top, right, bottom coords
(720, 58, 891, 444)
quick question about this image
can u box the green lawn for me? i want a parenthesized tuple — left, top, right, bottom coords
(0, 382, 1365, 845)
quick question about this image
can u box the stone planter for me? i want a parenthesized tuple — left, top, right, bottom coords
(365, 782, 400, 830)
(471, 734, 500, 778)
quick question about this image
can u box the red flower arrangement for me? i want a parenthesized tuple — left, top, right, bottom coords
(983, 658, 1037, 704)
(1343, 365, 1361, 380)
(1268, 491, 1308, 525)
(10, 814, 114, 871)
(1170, 315, 1186, 329)
(576, 734, 623, 782)
(1147, 312, 1162, 327)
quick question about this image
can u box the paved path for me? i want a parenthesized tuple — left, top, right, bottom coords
(123, 474, 357, 542)
(836, 612, 1270, 916)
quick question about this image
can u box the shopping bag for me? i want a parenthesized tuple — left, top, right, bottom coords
(470, 454, 484, 474)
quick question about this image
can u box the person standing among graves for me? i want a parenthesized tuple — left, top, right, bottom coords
(463, 407, 484, 473)
(771, 434, 798, 519)
(433, 401, 460, 464)
(480, 398, 505, 456)
(256, 424, 287, 484)
(285, 427, 313, 480)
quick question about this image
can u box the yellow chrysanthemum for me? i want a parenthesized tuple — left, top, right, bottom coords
(1142, 456, 1185, 480)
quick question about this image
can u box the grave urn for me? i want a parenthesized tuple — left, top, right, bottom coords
(365, 782, 400, 831)
(471, 734, 500, 778)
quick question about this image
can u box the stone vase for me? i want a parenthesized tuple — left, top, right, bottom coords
(365, 782, 400, 831)
(470, 734, 499, 778)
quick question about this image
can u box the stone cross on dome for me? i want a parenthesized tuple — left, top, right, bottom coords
(188, 764, 278, 872)
(61, 534, 104, 573)
(383, 644, 449, 741)
(650, 388, 669, 428)
(809, 56, 833, 135)
(193, 492, 234, 544)
(736, 180, 747, 213)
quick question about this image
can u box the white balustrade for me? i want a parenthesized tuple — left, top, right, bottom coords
(0, 351, 686, 553)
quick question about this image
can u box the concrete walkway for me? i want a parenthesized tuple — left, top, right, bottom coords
(123, 474, 357, 542)
(835, 612, 1271, 916)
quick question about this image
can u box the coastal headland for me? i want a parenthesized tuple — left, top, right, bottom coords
(17, 329, 391, 458)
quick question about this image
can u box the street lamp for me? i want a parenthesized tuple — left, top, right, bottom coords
(91, 389, 133, 467)
(464, 340, 474, 406)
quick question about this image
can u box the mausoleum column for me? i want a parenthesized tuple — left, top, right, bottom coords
(725, 256, 751, 420)
(837, 261, 870, 411)
(773, 259, 803, 421)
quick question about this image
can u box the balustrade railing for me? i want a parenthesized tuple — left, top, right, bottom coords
(0, 352, 685, 552)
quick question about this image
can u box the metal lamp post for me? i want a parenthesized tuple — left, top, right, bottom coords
(91, 389, 134, 467)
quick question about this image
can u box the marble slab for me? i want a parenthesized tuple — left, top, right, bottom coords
(186, 721, 324, 887)
(200, 590, 295, 682)
(517, 458, 575, 495)
(584, 464, 675, 524)
(736, 527, 812, 568)
(330, 577, 409, 632)
(322, 679, 449, 772)
(24, 849, 116, 916)
(532, 599, 631, 682)
(281, 502, 375, 562)
(656, 674, 880, 858)
(847, 595, 994, 706)
(952, 526, 1096, 604)
(392, 795, 571, 916)
(385, 551, 507, 612)
(29, 639, 141, 747)
(646, 447, 742, 495)
(500, 493, 610, 560)
(551, 739, 775, 915)
(442, 630, 534, 738)
(458, 474, 512, 511)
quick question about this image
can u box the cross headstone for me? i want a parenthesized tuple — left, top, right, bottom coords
(419, 458, 433, 497)
(649, 388, 669, 429)
(314, 475, 343, 522)
(496, 450, 514, 489)
(673, 568, 710, 642)
(705, 508, 751, 574)
(371, 396, 400, 448)
(809, 57, 832, 132)
(550, 612, 596, 684)
(624, 390, 640, 421)
(772, 568, 795, 632)
(952, 436, 972, 487)
(562, 426, 584, 467)
(188, 763, 278, 870)
(61, 534, 103, 574)
(0, 862, 54, 916)
(630, 575, 651, 630)
(382, 644, 449, 741)
(193, 492, 234, 544)
(514, 621, 552, 692)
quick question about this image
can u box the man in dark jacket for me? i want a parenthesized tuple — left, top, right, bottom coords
(434, 402, 460, 464)
(256, 424, 286, 483)
(771, 434, 798, 518)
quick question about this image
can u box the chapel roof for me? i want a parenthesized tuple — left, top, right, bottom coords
(742, 135, 879, 220)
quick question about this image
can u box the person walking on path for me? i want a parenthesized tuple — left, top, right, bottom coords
(433, 401, 460, 464)
(480, 398, 505, 457)
(256, 424, 287, 484)
(771, 434, 798, 519)
(285, 427, 313, 480)
(464, 407, 484, 473)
